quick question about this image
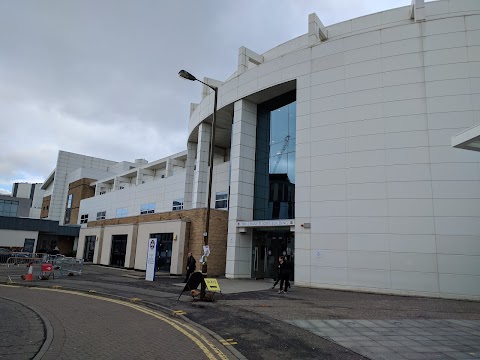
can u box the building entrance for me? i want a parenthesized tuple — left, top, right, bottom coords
(150, 233, 173, 272)
(110, 235, 127, 267)
(83, 236, 96, 262)
(251, 229, 294, 280)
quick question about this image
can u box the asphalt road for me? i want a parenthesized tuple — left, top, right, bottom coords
(0, 285, 238, 360)
(3, 264, 480, 360)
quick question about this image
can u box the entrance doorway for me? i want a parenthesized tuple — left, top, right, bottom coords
(110, 235, 127, 267)
(251, 229, 294, 280)
(150, 233, 173, 272)
(83, 236, 96, 262)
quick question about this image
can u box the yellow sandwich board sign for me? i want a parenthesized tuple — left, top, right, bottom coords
(204, 278, 221, 292)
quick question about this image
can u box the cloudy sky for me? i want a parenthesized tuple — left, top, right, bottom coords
(0, 0, 414, 195)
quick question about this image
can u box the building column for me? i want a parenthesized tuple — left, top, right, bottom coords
(183, 141, 197, 210)
(192, 122, 211, 208)
(95, 183, 102, 196)
(226, 99, 257, 279)
(166, 158, 173, 178)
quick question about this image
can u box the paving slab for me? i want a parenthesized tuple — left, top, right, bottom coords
(287, 319, 480, 360)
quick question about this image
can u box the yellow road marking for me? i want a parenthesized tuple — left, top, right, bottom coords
(28, 287, 229, 360)
(130, 297, 141, 302)
(220, 339, 238, 346)
(173, 310, 187, 315)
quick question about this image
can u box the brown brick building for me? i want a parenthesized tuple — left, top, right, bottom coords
(77, 208, 228, 277)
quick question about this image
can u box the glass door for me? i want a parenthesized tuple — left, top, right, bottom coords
(83, 236, 96, 262)
(150, 233, 173, 272)
(110, 235, 127, 267)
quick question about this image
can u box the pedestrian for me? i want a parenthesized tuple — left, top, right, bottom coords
(284, 256, 292, 292)
(184, 252, 196, 283)
(277, 256, 290, 294)
(271, 261, 281, 289)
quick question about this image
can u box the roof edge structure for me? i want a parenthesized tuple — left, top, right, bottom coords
(451, 124, 480, 152)
(41, 169, 55, 190)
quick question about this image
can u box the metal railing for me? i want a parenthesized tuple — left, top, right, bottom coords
(51, 255, 84, 276)
(2, 253, 83, 283)
(0, 252, 48, 265)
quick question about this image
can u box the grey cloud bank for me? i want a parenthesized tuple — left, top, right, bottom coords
(0, 0, 409, 194)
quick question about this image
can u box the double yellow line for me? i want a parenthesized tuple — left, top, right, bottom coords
(18, 286, 230, 360)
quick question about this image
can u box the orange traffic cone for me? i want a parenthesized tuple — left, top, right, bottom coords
(25, 263, 34, 281)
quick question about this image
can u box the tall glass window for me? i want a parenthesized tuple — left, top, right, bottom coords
(254, 91, 296, 220)
(65, 194, 73, 224)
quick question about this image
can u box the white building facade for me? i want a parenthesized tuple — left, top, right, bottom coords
(41, 150, 119, 225)
(184, 0, 480, 299)
(72, 0, 480, 299)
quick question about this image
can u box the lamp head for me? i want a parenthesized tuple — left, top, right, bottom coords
(178, 70, 197, 81)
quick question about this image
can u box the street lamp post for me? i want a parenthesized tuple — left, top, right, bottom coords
(178, 70, 218, 276)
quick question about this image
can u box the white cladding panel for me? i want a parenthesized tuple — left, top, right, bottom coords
(187, 0, 480, 299)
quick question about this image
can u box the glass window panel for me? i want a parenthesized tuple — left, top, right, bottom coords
(270, 155, 288, 174)
(269, 142, 284, 159)
(3, 203, 11, 213)
(270, 106, 289, 144)
(288, 152, 296, 184)
(288, 102, 296, 139)
(116, 208, 127, 218)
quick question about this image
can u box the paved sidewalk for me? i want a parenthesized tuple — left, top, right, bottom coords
(288, 319, 480, 360)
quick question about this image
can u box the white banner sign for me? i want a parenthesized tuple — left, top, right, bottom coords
(145, 238, 157, 281)
(236, 219, 294, 227)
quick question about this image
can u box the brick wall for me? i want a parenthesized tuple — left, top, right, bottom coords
(65, 178, 96, 224)
(40, 195, 51, 218)
(88, 208, 229, 276)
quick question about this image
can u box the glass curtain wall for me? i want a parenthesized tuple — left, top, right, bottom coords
(254, 91, 296, 220)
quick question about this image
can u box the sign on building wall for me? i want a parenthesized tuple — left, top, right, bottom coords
(145, 238, 157, 281)
(236, 220, 295, 227)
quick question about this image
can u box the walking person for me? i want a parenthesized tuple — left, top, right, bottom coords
(271, 261, 281, 289)
(284, 255, 292, 292)
(277, 256, 289, 294)
(184, 252, 196, 283)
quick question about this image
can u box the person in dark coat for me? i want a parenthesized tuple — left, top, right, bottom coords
(278, 256, 290, 294)
(184, 252, 196, 283)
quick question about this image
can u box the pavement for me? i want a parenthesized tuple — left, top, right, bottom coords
(1, 264, 480, 360)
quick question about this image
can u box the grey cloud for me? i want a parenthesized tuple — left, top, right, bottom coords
(0, 0, 411, 191)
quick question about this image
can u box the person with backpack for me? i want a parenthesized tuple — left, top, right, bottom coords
(184, 252, 196, 283)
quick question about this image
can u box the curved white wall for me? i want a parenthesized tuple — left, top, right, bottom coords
(192, 0, 480, 299)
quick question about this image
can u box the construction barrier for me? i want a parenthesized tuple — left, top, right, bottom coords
(0, 252, 48, 265)
(51, 255, 84, 276)
(2, 255, 83, 283)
